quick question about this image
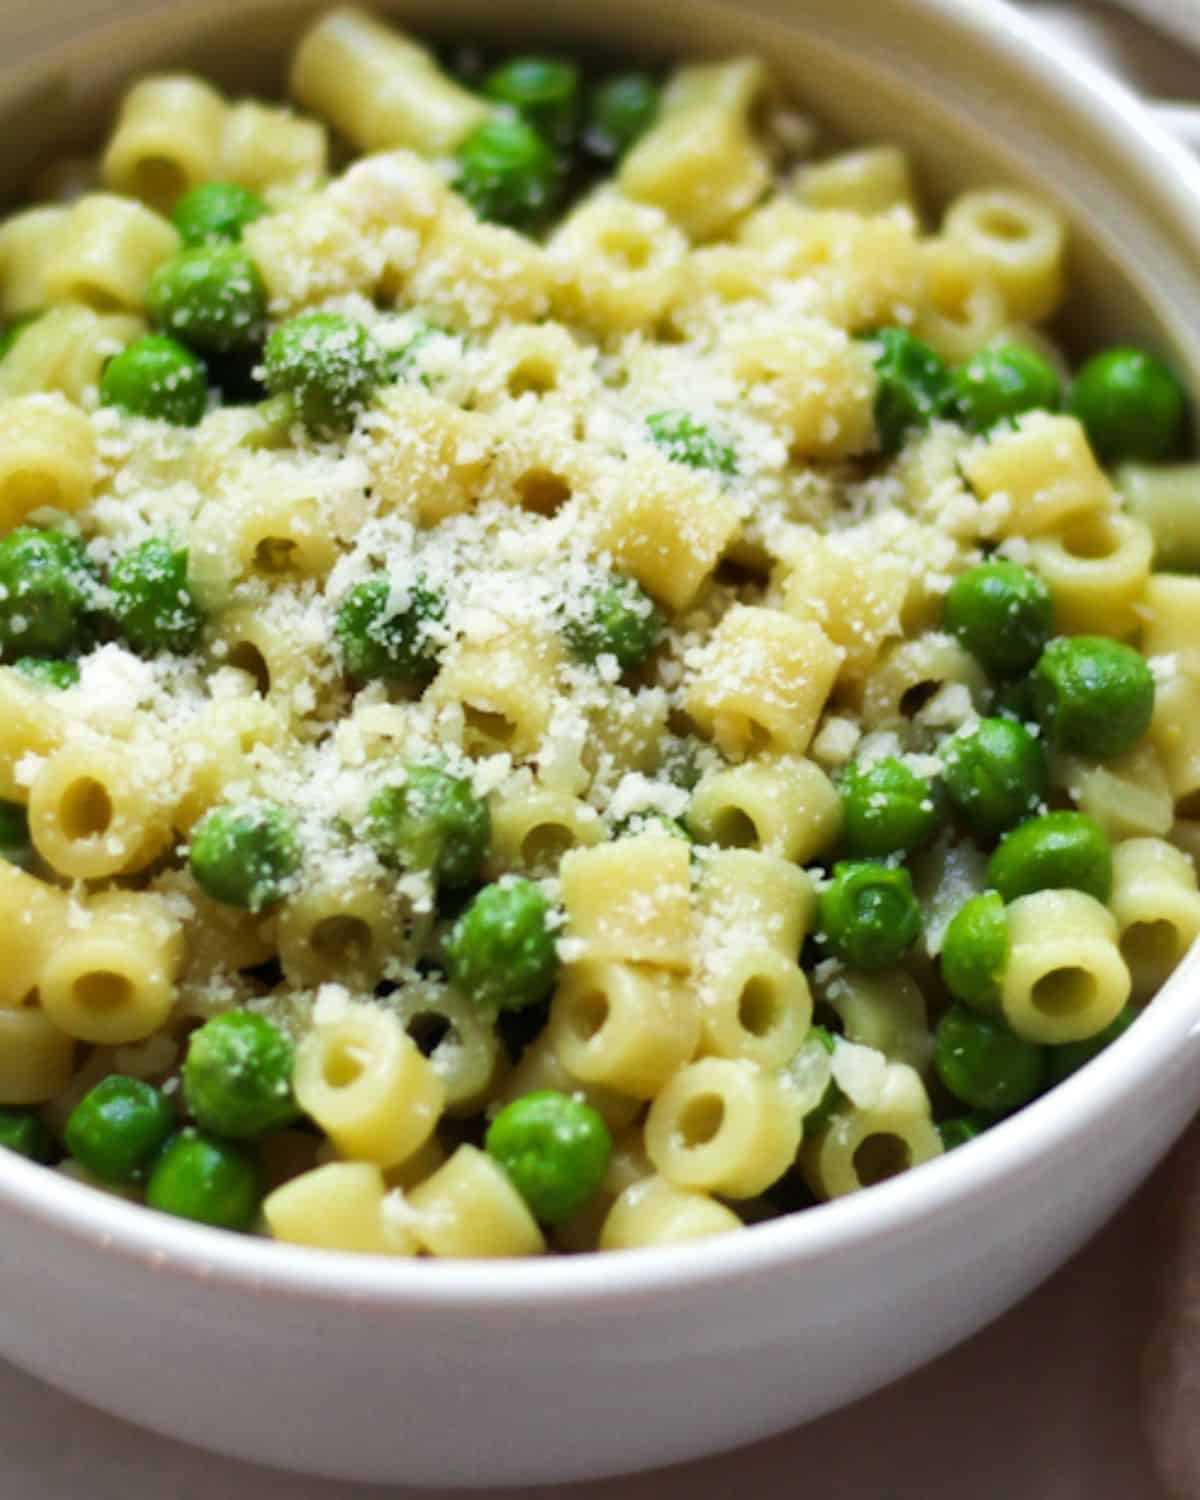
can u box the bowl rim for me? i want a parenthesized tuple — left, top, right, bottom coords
(3, 0, 1200, 1308)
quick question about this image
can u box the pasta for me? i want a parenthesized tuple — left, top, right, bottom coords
(0, 8, 1193, 1260)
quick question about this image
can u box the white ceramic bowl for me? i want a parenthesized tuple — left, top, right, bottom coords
(3, 0, 1200, 1486)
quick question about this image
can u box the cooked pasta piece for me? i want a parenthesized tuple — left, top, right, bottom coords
(1001, 889, 1132, 1044)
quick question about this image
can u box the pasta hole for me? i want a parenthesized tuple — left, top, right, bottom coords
(710, 808, 758, 849)
(976, 207, 1031, 244)
(677, 1093, 725, 1149)
(406, 1011, 453, 1057)
(1, 473, 61, 514)
(1031, 966, 1095, 1017)
(462, 704, 517, 753)
(599, 230, 652, 271)
(853, 1133, 911, 1187)
(253, 537, 300, 574)
(130, 156, 187, 210)
(1057, 520, 1116, 560)
(520, 823, 575, 873)
(1121, 920, 1181, 973)
(507, 359, 557, 398)
(73, 971, 133, 1014)
(900, 680, 940, 718)
(745, 721, 773, 756)
(570, 988, 609, 1042)
(737, 976, 783, 1038)
(60, 778, 113, 840)
(1177, 791, 1200, 821)
(322, 1040, 368, 1089)
(226, 642, 271, 696)
(310, 916, 373, 965)
(514, 469, 571, 516)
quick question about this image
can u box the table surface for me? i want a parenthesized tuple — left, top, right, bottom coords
(0, 2, 1193, 1496)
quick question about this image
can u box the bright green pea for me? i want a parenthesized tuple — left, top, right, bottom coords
(934, 1004, 1045, 1112)
(485, 1089, 612, 1224)
(817, 861, 922, 971)
(100, 333, 209, 425)
(183, 1011, 298, 1139)
(1069, 347, 1188, 463)
(0, 800, 33, 870)
(1032, 635, 1155, 759)
(1044, 1005, 1138, 1087)
(988, 810, 1112, 904)
(941, 717, 1048, 839)
(484, 56, 581, 148)
(952, 343, 1062, 432)
(938, 1112, 998, 1151)
(335, 575, 446, 681)
(866, 327, 954, 452)
(145, 1127, 260, 1231)
(562, 571, 663, 672)
(0, 527, 97, 659)
(453, 117, 561, 233)
(645, 410, 738, 475)
(263, 311, 385, 431)
(366, 764, 490, 888)
(64, 1076, 175, 1185)
(0, 1106, 53, 1162)
(445, 878, 560, 1012)
(172, 181, 268, 246)
(838, 755, 942, 858)
(943, 560, 1054, 679)
(585, 73, 660, 159)
(14, 656, 80, 689)
(189, 801, 301, 912)
(147, 244, 267, 354)
(108, 539, 204, 655)
(940, 891, 1008, 1009)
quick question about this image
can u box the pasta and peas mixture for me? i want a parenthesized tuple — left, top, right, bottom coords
(0, 7, 1197, 1257)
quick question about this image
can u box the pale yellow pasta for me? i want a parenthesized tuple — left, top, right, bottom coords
(686, 605, 842, 760)
(696, 849, 815, 956)
(38, 890, 184, 1045)
(363, 384, 495, 526)
(406, 1145, 545, 1258)
(619, 58, 769, 240)
(1150, 672, 1200, 818)
(802, 1062, 942, 1199)
(1026, 511, 1152, 637)
(644, 1057, 802, 1199)
(0, 207, 72, 319)
(699, 949, 812, 1070)
(1141, 572, 1200, 673)
(101, 75, 228, 210)
(774, 533, 906, 680)
(155, 870, 277, 979)
(1002, 889, 1132, 1044)
(293, 1001, 443, 1168)
(560, 833, 691, 969)
(188, 485, 342, 607)
(290, 7, 488, 155)
(491, 1032, 640, 1134)
(263, 1163, 418, 1255)
(857, 632, 986, 732)
(485, 784, 604, 878)
(599, 1175, 742, 1251)
(0, 862, 68, 1008)
(406, 206, 553, 331)
(382, 1135, 448, 1192)
(686, 757, 842, 863)
(0, 1005, 76, 1106)
(277, 873, 412, 990)
(28, 740, 173, 880)
(0, 393, 97, 529)
(221, 101, 328, 196)
(1110, 838, 1200, 1002)
(44, 193, 179, 312)
(548, 960, 699, 1099)
(386, 983, 503, 1117)
(913, 237, 1008, 363)
(0, 667, 64, 802)
(1055, 742, 1173, 842)
(943, 188, 1066, 322)
(243, 192, 378, 313)
(794, 145, 916, 217)
(961, 412, 1112, 536)
(0, 304, 145, 405)
(819, 969, 933, 1077)
(1120, 462, 1200, 571)
(206, 603, 327, 723)
(430, 625, 565, 762)
(548, 191, 688, 336)
(172, 696, 289, 831)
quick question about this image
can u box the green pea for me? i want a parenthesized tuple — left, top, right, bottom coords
(0, 316, 34, 363)
(189, 801, 301, 911)
(952, 343, 1062, 432)
(100, 333, 208, 425)
(1032, 635, 1155, 759)
(366, 764, 490, 888)
(445, 877, 560, 1012)
(941, 717, 1048, 839)
(991, 676, 1038, 726)
(1069, 347, 1188, 463)
(183, 1011, 298, 1139)
(585, 72, 660, 159)
(387, 319, 451, 386)
(0, 1106, 53, 1162)
(263, 311, 385, 431)
(1044, 1005, 1137, 1087)
(454, 117, 561, 233)
(645, 410, 738, 475)
(838, 755, 942, 858)
(484, 56, 581, 148)
(485, 1089, 612, 1224)
(64, 1076, 175, 1185)
(934, 1004, 1045, 1112)
(108, 539, 204, 655)
(172, 181, 268, 246)
(938, 1112, 997, 1151)
(14, 656, 80, 689)
(147, 244, 266, 354)
(0, 527, 97, 659)
(335, 574, 445, 681)
(817, 861, 922, 970)
(988, 810, 1112, 904)
(866, 327, 954, 453)
(943, 560, 1054, 679)
(0, 800, 33, 869)
(145, 1126, 260, 1231)
(940, 891, 1008, 1009)
(801, 1025, 843, 1131)
(562, 571, 663, 672)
